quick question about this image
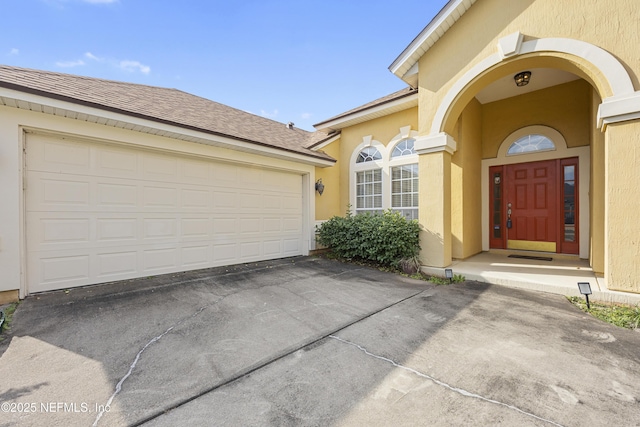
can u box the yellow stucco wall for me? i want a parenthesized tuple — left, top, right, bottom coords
(314, 140, 342, 220)
(325, 107, 418, 217)
(590, 88, 605, 275)
(410, 0, 638, 291)
(417, 0, 640, 133)
(604, 121, 640, 293)
(481, 80, 591, 159)
(451, 98, 483, 258)
(419, 150, 452, 267)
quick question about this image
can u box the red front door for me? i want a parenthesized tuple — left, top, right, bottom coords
(489, 158, 579, 254)
(507, 160, 557, 252)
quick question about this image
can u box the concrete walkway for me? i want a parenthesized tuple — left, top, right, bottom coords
(0, 256, 638, 426)
(421, 251, 640, 306)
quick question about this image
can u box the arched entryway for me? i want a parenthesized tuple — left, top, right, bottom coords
(415, 33, 640, 292)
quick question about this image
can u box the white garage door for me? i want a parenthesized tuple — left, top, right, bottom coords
(25, 134, 304, 293)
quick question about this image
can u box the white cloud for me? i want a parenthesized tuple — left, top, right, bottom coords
(119, 60, 150, 75)
(301, 112, 312, 120)
(84, 52, 103, 61)
(260, 109, 279, 119)
(80, 0, 119, 3)
(10, 48, 19, 55)
(56, 59, 86, 68)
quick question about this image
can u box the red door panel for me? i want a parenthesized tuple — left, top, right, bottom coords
(489, 158, 579, 254)
(507, 160, 557, 245)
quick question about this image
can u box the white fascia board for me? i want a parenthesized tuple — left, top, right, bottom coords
(314, 92, 418, 133)
(0, 87, 334, 167)
(389, 0, 477, 84)
(309, 133, 341, 151)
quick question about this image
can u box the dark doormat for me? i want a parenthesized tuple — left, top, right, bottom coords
(508, 254, 553, 262)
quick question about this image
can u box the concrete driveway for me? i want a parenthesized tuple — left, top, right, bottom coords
(0, 257, 638, 426)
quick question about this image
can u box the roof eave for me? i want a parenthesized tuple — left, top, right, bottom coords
(389, 0, 478, 85)
(0, 86, 335, 167)
(314, 92, 418, 133)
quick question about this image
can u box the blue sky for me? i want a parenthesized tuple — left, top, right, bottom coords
(2, 0, 449, 131)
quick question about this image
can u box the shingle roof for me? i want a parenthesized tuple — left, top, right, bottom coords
(313, 86, 417, 128)
(0, 65, 333, 162)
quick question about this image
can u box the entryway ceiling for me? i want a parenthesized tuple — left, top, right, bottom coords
(475, 68, 580, 104)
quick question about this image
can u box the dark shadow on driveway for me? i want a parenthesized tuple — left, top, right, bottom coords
(1, 257, 639, 426)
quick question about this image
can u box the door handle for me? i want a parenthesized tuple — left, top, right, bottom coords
(507, 202, 512, 229)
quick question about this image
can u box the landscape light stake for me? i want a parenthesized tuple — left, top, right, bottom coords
(445, 268, 453, 284)
(578, 282, 592, 309)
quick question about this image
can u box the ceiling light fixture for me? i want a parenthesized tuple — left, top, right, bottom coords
(514, 71, 532, 87)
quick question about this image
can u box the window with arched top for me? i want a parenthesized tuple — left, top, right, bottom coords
(356, 146, 382, 163)
(507, 134, 556, 155)
(391, 138, 416, 158)
(351, 131, 419, 220)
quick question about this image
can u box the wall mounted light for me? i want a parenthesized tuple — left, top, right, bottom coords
(514, 71, 531, 87)
(315, 179, 325, 196)
(578, 282, 592, 309)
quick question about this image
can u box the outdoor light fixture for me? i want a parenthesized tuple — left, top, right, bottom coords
(445, 268, 453, 283)
(578, 282, 592, 309)
(315, 179, 325, 196)
(514, 71, 531, 87)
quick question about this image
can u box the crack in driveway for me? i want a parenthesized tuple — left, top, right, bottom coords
(92, 305, 209, 427)
(329, 334, 566, 427)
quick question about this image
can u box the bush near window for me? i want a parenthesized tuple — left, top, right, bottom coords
(316, 209, 420, 267)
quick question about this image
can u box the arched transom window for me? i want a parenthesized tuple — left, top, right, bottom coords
(356, 146, 382, 163)
(507, 134, 556, 155)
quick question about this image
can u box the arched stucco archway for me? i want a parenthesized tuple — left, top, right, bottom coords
(414, 32, 640, 293)
(429, 33, 639, 136)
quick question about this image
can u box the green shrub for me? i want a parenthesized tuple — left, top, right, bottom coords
(316, 209, 420, 267)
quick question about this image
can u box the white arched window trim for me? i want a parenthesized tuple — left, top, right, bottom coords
(349, 128, 419, 219)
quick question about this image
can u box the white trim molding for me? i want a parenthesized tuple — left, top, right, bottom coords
(430, 35, 637, 135)
(414, 132, 457, 155)
(597, 92, 640, 129)
(389, 0, 478, 86)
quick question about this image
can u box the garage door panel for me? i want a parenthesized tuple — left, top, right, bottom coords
(143, 247, 179, 272)
(143, 154, 178, 181)
(27, 136, 91, 174)
(213, 243, 238, 263)
(97, 251, 138, 278)
(97, 182, 138, 208)
(264, 240, 282, 256)
(240, 242, 261, 259)
(180, 159, 214, 184)
(240, 218, 261, 234)
(143, 186, 178, 209)
(213, 217, 237, 235)
(283, 217, 302, 232)
(284, 239, 301, 255)
(213, 191, 238, 209)
(264, 218, 282, 233)
(39, 254, 91, 286)
(181, 245, 210, 268)
(181, 188, 211, 210)
(26, 135, 304, 294)
(97, 218, 138, 242)
(181, 217, 211, 238)
(27, 173, 91, 210)
(143, 218, 177, 240)
(96, 147, 139, 178)
(240, 192, 263, 210)
(212, 163, 239, 185)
